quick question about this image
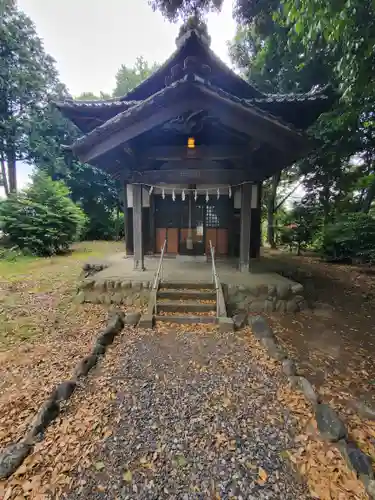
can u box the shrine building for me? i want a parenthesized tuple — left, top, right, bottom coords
(56, 20, 333, 272)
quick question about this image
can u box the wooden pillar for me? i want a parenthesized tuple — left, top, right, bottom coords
(132, 184, 145, 270)
(239, 183, 252, 272)
(250, 182, 262, 259)
(123, 183, 129, 254)
(149, 193, 155, 253)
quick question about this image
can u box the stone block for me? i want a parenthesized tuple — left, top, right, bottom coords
(125, 296, 134, 306)
(233, 312, 247, 330)
(131, 282, 142, 291)
(142, 281, 150, 290)
(30, 398, 60, 437)
(106, 280, 115, 290)
(315, 403, 347, 442)
(264, 298, 276, 312)
(0, 441, 32, 479)
(138, 313, 153, 329)
(94, 281, 106, 292)
(103, 295, 112, 306)
(364, 478, 375, 499)
(74, 355, 98, 378)
(267, 285, 277, 297)
(298, 300, 308, 311)
(292, 376, 320, 405)
(92, 341, 106, 356)
(275, 300, 287, 313)
(248, 315, 274, 339)
(121, 281, 131, 290)
(291, 283, 304, 295)
(51, 380, 76, 403)
(218, 317, 234, 333)
(351, 398, 375, 420)
(124, 312, 141, 326)
(260, 337, 287, 361)
(112, 293, 123, 304)
(276, 283, 290, 300)
(337, 440, 374, 479)
(286, 299, 299, 313)
(282, 358, 297, 376)
(248, 300, 265, 312)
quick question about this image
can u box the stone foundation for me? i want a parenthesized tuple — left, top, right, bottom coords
(224, 282, 306, 314)
(76, 278, 151, 307)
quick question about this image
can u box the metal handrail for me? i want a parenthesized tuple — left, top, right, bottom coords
(152, 239, 167, 290)
(209, 240, 219, 317)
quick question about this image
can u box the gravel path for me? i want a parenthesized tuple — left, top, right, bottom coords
(66, 327, 309, 499)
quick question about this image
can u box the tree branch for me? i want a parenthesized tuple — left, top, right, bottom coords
(275, 182, 302, 212)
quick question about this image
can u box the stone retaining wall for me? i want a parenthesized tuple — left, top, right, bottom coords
(224, 282, 306, 314)
(76, 279, 151, 308)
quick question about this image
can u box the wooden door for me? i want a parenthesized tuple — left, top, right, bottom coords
(167, 228, 178, 254)
(156, 228, 166, 253)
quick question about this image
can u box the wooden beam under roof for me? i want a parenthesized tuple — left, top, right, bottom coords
(123, 168, 257, 185)
(140, 145, 251, 162)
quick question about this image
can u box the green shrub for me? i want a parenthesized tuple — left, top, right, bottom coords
(0, 172, 86, 256)
(321, 213, 375, 263)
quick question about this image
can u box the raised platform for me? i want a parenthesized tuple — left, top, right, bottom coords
(77, 254, 306, 313)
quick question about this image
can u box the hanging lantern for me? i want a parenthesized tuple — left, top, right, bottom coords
(172, 189, 176, 201)
(206, 190, 209, 203)
(149, 185, 154, 195)
(228, 186, 232, 199)
(182, 189, 185, 201)
(217, 188, 220, 200)
(194, 189, 198, 202)
(187, 136, 195, 149)
(162, 188, 165, 200)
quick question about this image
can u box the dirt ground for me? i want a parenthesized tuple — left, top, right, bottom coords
(0, 243, 374, 499)
(262, 249, 375, 408)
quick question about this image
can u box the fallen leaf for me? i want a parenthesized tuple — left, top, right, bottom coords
(258, 466, 268, 482)
(123, 470, 132, 482)
(94, 461, 105, 471)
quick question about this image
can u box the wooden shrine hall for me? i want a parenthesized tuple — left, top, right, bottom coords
(56, 19, 333, 272)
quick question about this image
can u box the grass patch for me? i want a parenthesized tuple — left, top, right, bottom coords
(0, 241, 123, 348)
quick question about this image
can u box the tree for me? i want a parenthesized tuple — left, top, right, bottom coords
(27, 101, 121, 241)
(149, 0, 222, 20)
(0, 0, 60, 194)
(76, 91, 111, 101)
(113, 56, 159, 97)
(0, 171, 86, 255)
(279, 0, 375, 102)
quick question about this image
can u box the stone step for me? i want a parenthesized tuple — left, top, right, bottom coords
(156, 301, 216, 313)
(154, 315, 217, 325)
(157, 290, 216, 300)
(160, 282, 215, 290)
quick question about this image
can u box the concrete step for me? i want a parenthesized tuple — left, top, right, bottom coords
(157, 290, 216, 300)
(160, 282, 215, 290)
(157, 301, 216, 313)
(154, 315, 217, 325)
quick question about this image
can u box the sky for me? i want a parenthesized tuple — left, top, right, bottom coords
(7, 0, 236, 194)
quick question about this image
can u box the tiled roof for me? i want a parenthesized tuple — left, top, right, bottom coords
(249, 93, 330, 104)
(55, 99, 138, 109)
(71, 75, 307, 156)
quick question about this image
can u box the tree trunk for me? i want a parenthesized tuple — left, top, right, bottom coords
(361, 177, 375, 214)
(267, 172, 281, 249)
(0, 153, 9, 197)
(6, 146, 17, 193)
